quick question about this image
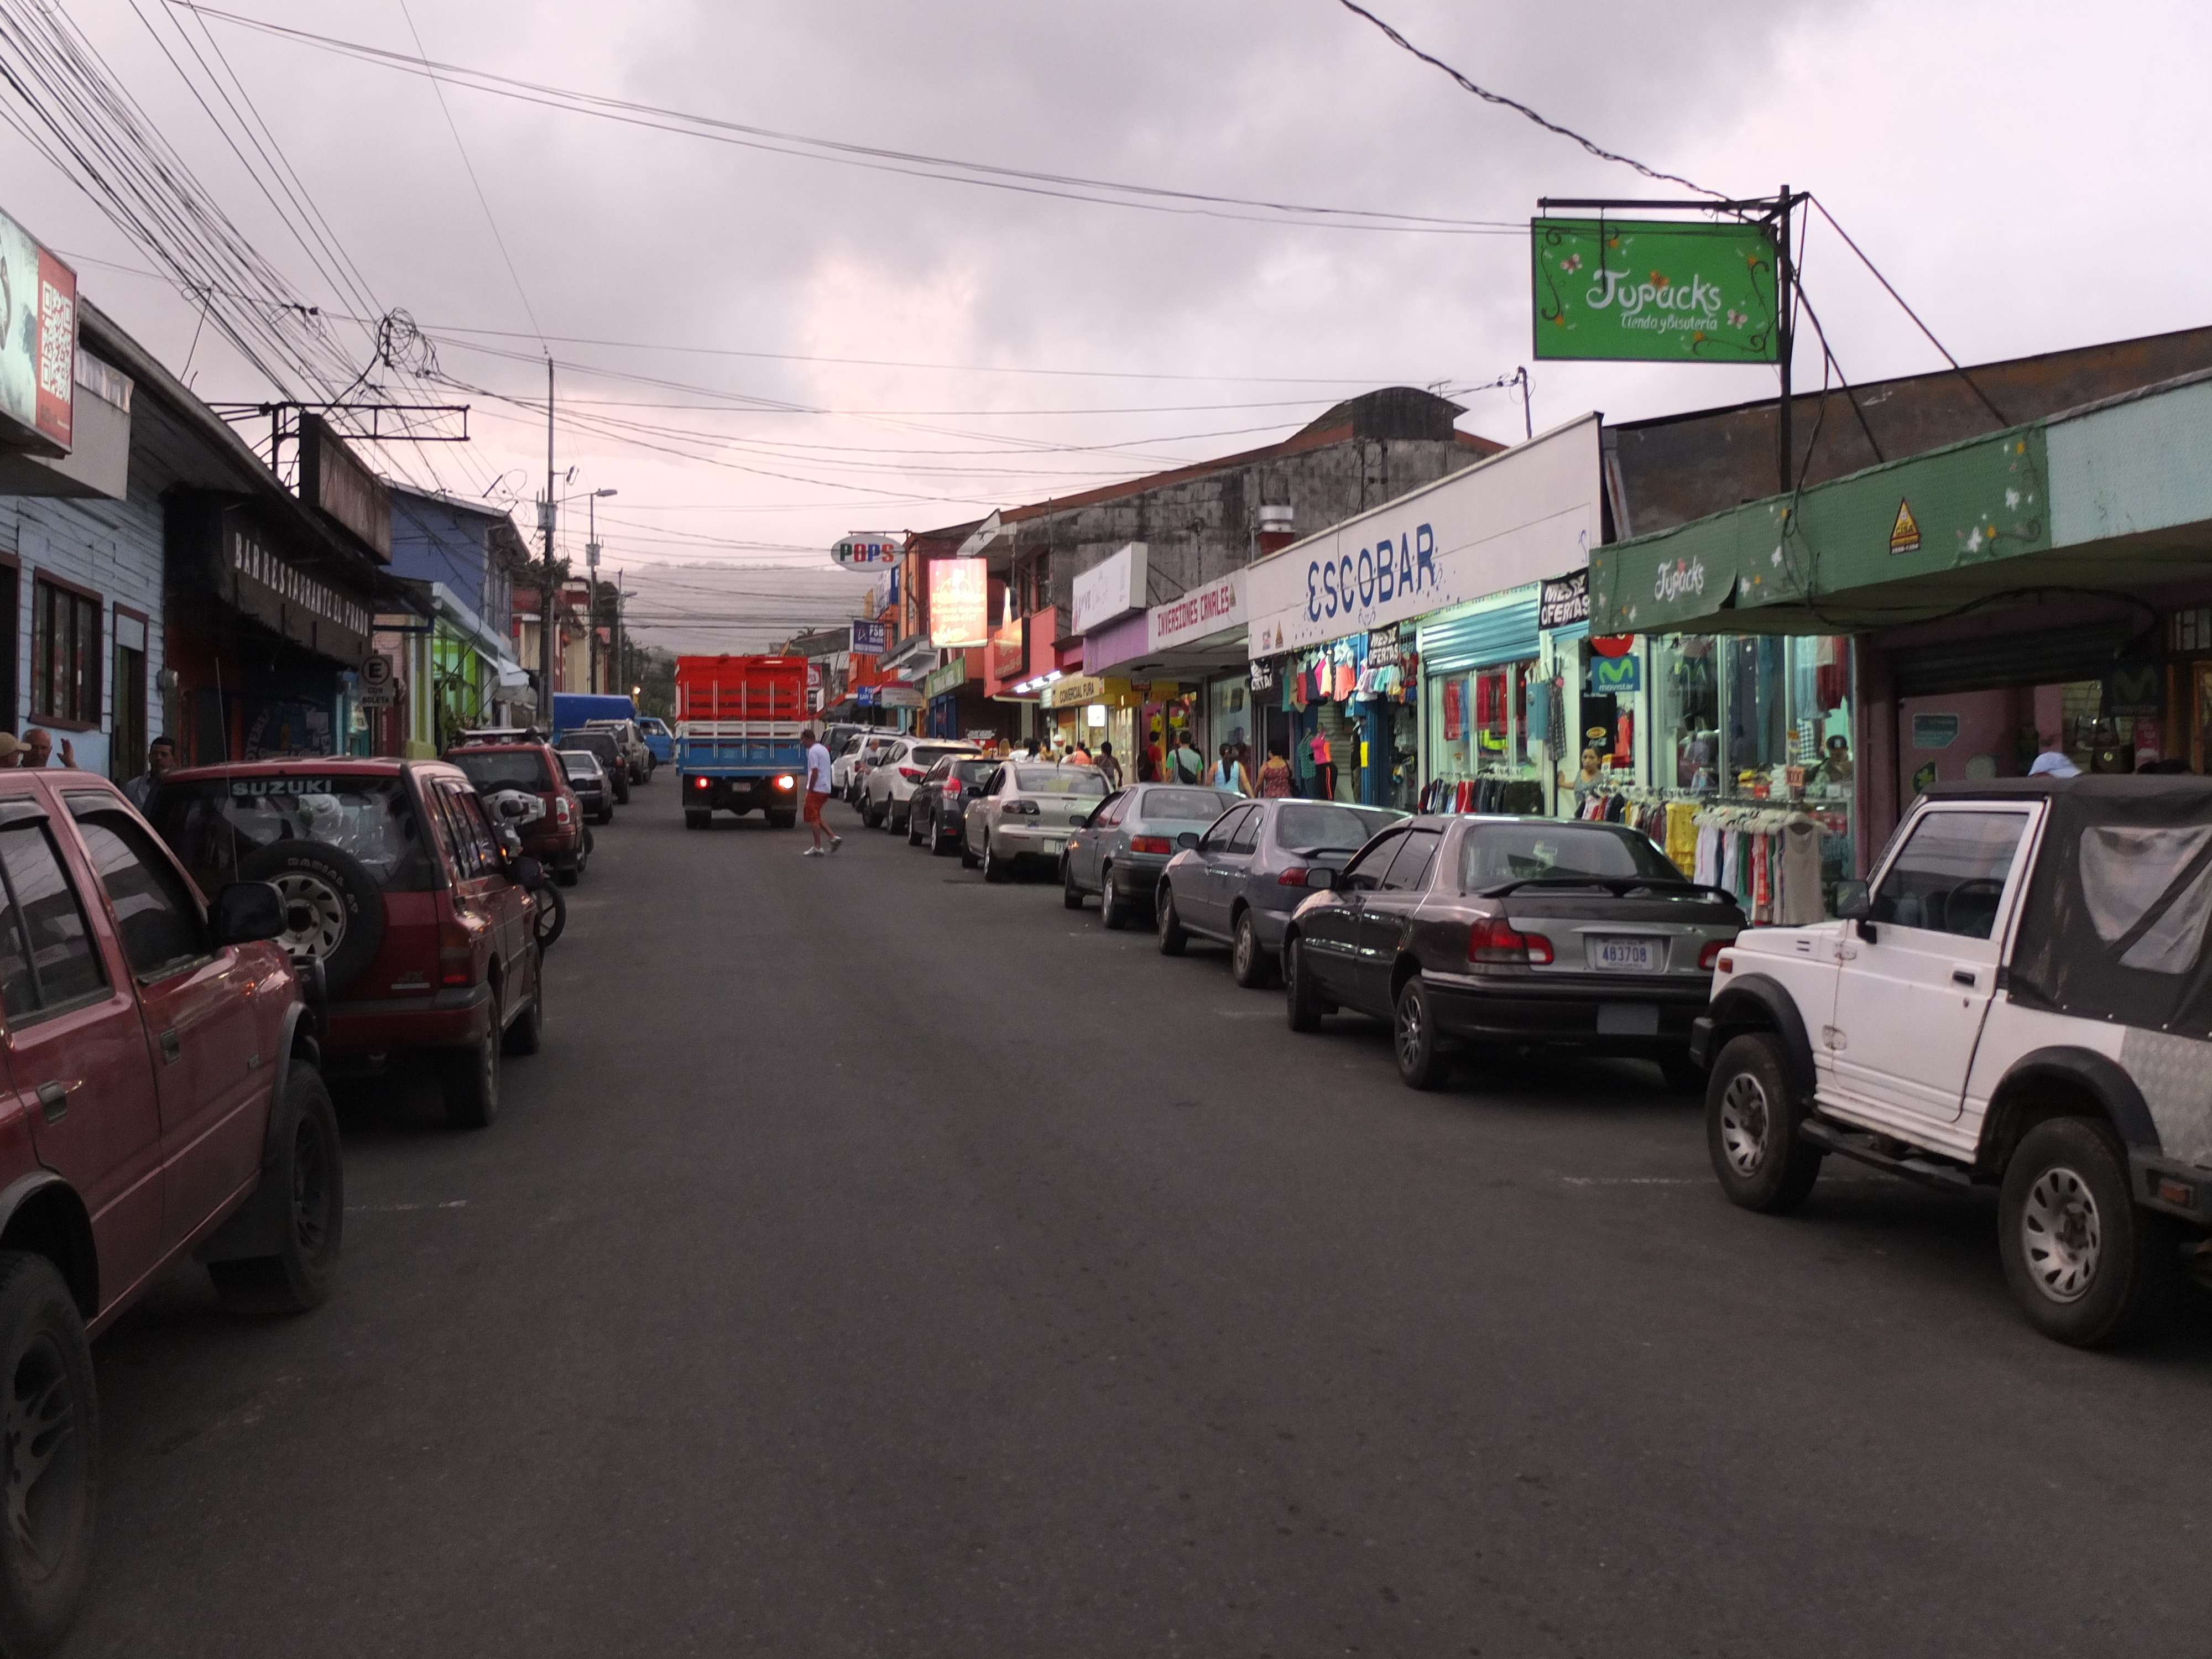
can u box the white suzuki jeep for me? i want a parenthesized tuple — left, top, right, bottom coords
(1693, 775, 2212, 1347)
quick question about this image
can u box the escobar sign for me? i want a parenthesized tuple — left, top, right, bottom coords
(1531, 219, 1780, 363)
(1247, 414, 1603, 658)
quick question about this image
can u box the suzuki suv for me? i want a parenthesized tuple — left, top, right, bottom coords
(445, 733, 587, 883)
(149, 758, 547, 1129)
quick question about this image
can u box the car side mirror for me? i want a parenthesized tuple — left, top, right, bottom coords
(1833, 879, 1871, 919)
(509, 855, 543, 888)
(1305, 867, 1335, 890)
(1071, 811, 1091, 828)
(210, 880, 285, 946)
(1177, 831, 1200, 850)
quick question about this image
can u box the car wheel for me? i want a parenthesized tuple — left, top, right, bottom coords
(1062, 855, 1085, 909)
(503, 953, 545, 1056)
(437, 1004, 502, 1130)
(1705, 1034, 1822, 1213)
(983, 836, 1010, 883)
(960, 833, 980, 870)
(1285, 935, 1323, 1032)
(1152, 880, 1186, 953)
(0, 1253, 96, 1658)
(237, 841, 385, 995)
(614, 780, 630, 805)
(2000, 1117, 2173, 1347)
(684, 810, 709, 831)
(554, 865, 579, 888)
(1659, 1053, 1704, 1094)
(907, 811, 925, 847)
(207, 1063, 344, 1315)
(532, 882, 567, 951)
(1394, 975, 1453, 1091)
(1232, 909, 1275, 988)
(933, 821, 958, 858)
(598, 805, 614, 826)
(1103, 868, 1132, 931)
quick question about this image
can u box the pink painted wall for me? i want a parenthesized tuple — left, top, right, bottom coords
(1897, 686, 2039, 789)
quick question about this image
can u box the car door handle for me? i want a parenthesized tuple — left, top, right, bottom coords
(1952, 967, 1978, 987)
(35, 1081, 69, 1123)
(160, 1028, 181, 1063)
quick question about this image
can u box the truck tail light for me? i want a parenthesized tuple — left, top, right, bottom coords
(693, 775, 709, 790)
(1130, 836, 1172, 854)
(437, 909, 478, 988)
(1701, 941, 1730, 972)
(1468, 916, 1552, 966)
(774, 775, 795, 791)
(898, 765, 925, 780)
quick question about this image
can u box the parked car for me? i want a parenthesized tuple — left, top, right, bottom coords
(0, 770, 342, 1649)
(908, 754, 1002, 854)
(837, 732, 902, 805)
(444, 733, 588, 883)
(559, 748, 615, 824)
(150, 758, 549, 1129)
(1280, 815, 1742, 1092)
(1154, 799, 1406, 984)
(584, 717, 653, 784)
(637, 716, 675, 769)
(861, 738, 980, 831)
(962, 763, 1110, 882)
(1062, 783, 1243, 930)
(555, 728, 631, 805)
(1697, 775, 2212, 1347)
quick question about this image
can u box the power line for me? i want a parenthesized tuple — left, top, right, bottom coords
(1332, 0, 1720, 199)
(173, 2, 1526, 235)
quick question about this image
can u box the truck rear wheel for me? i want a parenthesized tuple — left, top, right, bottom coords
(1705, 1034, 1822, 1213)
(2000, 1117, 2173, 1347)
(768, 811, 796, 830)
(685, 810, 709, 831)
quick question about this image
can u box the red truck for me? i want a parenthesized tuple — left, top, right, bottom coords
(675, 655, 810, 830)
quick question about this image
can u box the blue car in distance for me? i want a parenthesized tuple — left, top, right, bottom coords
(1061, 783, 1244, 930)
(637, 716, 675, 768)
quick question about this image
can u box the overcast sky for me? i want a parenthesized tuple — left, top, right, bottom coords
(2, 0, 2204, 649)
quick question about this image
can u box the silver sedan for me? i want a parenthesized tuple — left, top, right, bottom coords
(962, 763, 1108, 883)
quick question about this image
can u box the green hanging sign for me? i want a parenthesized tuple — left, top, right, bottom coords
(1532, 218, 1781, 363)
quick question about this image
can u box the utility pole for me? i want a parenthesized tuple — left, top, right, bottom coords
(1776, 184, 1794, 495)
(614, 566, 626, 701)
(539, 357, 556, 718)
(585, 487, 615, 694)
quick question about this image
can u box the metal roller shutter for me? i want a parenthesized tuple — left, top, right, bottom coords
(1888, 622, 2142, 698)
(1415, 594, 1541, 674)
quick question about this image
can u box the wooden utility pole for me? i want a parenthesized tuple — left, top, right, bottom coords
(540, 356, 556, 715)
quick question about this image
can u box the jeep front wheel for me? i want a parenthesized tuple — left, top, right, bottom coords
(2000, 1117, 2172, 1348)
(1705, 1033, 1822, 1213)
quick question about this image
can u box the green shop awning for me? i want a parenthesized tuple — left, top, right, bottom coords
(1592, 371, 2212, 635)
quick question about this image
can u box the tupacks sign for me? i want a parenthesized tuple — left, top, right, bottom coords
(1149, 570, 1242, 653)
(1072, 542, 1147, 634)
(928, 558, 989, 647)
(1247, 415, 1602, 657)
(1532, 219, 1780, 363)
(1539, 569, 1590, 628)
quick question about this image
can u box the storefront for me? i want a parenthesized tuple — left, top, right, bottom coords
(1083, 562, 1251, 782)
(1246, 413, 1603, 808)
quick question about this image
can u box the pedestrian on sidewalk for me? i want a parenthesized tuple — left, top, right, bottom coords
(1256, 739, 1295, 798)
(1211, 742, 1253, 795)
(1094, 740, 1122, 790)
(1169, 731, 1204, 784)
(800, 728, 842, 855)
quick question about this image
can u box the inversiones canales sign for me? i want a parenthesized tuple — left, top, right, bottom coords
(1532, 219, 1780, 363)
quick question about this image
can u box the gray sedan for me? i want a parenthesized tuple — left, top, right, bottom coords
(1060, 784, 1242, 930)
(1154, 799, 1405, 986)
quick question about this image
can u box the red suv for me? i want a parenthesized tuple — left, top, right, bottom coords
(0, 770, 339, 1651)
(148, 759, 547, 1129)
(442, 732, 587, 884)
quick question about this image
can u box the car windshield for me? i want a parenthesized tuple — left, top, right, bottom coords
(1275, 804, 1404, 852)
(951, 759, 998, 784)
(1138, 787, 1240, 821)
(1460, 824, 1682, 886)
(149, 775, 436, 894)
(1018, 768, 1108, 795)
(911, 745, 971, 767)
(448, 749, 553, 792)
(556, 731, 618, 759)
(557, 752, 601, 781)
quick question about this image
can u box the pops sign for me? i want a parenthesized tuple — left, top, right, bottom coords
(833, 531, 904, 568)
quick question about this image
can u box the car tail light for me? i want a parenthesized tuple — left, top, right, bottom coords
(1004, 800, 1040, 816)
(1706, 945, 1733, 972)
(1130, 836, 1172, 854)
(437, 907, 479, 988)
(554, 795, 572, 824)
(942, 780, 963, 796)
(774, 774, 795, 790)
(1468, 916, 1553, 966)
(898, 765, 925, 780)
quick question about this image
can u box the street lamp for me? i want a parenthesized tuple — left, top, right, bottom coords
(585, 489, 617, 692)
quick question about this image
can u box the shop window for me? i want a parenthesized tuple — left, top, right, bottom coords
(30, 578, 100, 726)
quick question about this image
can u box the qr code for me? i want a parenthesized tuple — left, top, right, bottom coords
(37, 281, 71, 402)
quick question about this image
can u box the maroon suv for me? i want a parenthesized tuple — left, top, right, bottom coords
(0, 769, 340, 1651)
(149, 759, 547, 1129)
(442, 734, 587, 884)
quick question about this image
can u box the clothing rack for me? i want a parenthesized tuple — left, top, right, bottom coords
(1692, 803, 1828, 926)
(1420, 775, 1545, 815)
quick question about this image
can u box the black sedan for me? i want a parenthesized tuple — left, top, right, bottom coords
(1155, 798, 1405, 987)
(558, 748, 615, 824)
(1281, 815, 1744, 1091)
(907, 753, 1003, 855)
(555, 728, 630, 805)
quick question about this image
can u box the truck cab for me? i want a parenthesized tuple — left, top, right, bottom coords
(1694, 775, 2212, 1347)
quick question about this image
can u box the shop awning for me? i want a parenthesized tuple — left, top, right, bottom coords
(1591, 371, 2212, 635)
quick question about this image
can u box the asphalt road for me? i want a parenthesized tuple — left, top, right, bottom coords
(62, 792, 2212, 1657)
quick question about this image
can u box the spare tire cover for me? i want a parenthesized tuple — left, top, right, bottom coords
(237, 841, 387, 995)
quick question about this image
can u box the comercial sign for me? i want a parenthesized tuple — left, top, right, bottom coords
(851, 618, 888, 655)
(1539, 568, 1590, 628)
(0, 210, 74, 451)
(1148, 570, 1243, 653)
(299, 413, 392, 561)
(833, 531, 904, 568)
(1071, 541, 1148, 634)
(215, 508, 373, 667)
(990, 615, 1025, 679)
(1043, 674, 1106, 709)
(1531, 220, 1780, 363)
(1246, 414, 1603, 657)
(922, 656, 971, 700)
(928, 557, 989, 647)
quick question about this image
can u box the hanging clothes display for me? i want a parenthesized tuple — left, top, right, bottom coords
(1691, 804, 1834, 925)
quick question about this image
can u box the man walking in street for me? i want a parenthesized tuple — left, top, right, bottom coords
(125, 734, 178, 808)
(800, 728, 842, 856)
